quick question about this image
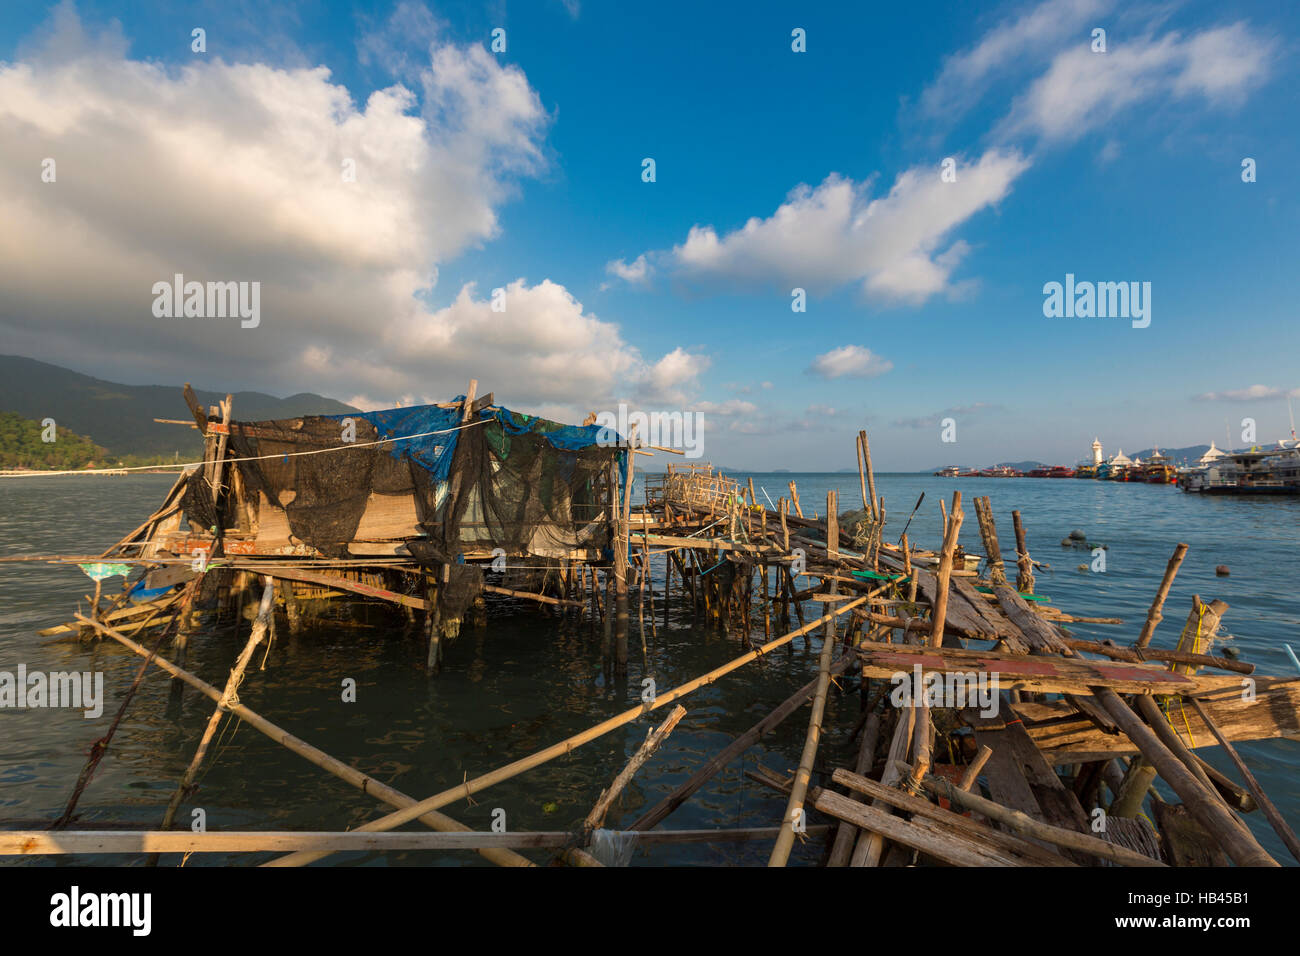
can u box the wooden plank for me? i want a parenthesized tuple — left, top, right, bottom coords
(853, 639, 1208, 696)
(1020, 678, 1300, 764)
(965, 702, 1090, 853)
(257, 566, 426, 610)
(813, 789, 1029, 866)
(914, 569, 1012, 642)
(993, 583, 1070, 652)
(952, 576, 1023, 643)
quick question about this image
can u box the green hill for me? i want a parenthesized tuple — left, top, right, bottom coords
(0, 355, 360, 460)
(0, 411, 109, 470)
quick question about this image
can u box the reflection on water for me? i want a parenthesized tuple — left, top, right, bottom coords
(1, 473, 1297, 866)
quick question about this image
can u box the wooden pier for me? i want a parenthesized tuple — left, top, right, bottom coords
(7, 383, 1299, 867)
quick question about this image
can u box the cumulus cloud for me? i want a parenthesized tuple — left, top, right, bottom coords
(1195, 385, 1300, 402)
(807, 345, 894, 380)
(603, 254, 651, 286)
(668, 150, 1028, 303)
(0, 4, 699, 417)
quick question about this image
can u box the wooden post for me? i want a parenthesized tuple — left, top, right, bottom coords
(973, 496, 1006, 586)
(858, 431, 878, 521)
(1136, 543, 1189, 649)
(426, 570, 443, 673)
(1011, 509, 1035, 594)
(614, 425, 638, 671)
(1111, 757, 1158, 818)
(278, 578, 302, 635)
(787, 481, 803, 518)
(856, 434, 870, 513)
(928, 491, 964, 648)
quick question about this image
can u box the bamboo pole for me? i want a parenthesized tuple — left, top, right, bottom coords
(265, 595, 871, 867)
(154, 578, 275, 847)
(0, 826, 831, 856)
(825, 489, 839, 561)
(73, 613, 536, 868)
(1135, 543, 1189, 649)
(629, 654, 863, 831)
(769, 577, 839, 866)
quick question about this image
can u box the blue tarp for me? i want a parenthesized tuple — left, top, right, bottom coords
(324, 400, 626, 487)
(325, 405, 464, 483)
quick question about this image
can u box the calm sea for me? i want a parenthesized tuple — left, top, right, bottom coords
(1, 472, 1297, 866)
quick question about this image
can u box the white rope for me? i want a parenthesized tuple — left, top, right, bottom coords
(0, 417, 491, 478)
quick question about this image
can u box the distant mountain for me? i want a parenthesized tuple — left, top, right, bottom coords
(922, 461, 1046, 473)
(1129, 445, 1209, 465)
(0, 355, 359, 459)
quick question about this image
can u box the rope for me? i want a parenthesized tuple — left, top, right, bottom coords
(1, 417, 492, 478)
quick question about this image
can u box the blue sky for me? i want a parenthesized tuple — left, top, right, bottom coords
(1, 0, 1296, 469)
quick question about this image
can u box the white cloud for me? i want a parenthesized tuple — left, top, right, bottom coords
(0, 5, 699, 417)
(604, 254, 650, 285)
(1195, 385, 1300, 402)
(807, 345, 894, 380)
(695, 399, 758, 416)
(669, 150, 1029, 302)
(999, 22, 1275, 143)
(921, 0, 1114, 122)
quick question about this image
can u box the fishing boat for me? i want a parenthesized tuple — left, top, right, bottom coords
(1138, 449, 1177, 484)
(979, 465, 1020, 477)
(1045, 465, 1075, 478)
(1074, 463, 1098, 479)
(1098, 449, 1134, 480)
(1182, 445, 1300, 494)
(933, 465, 961, 477)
